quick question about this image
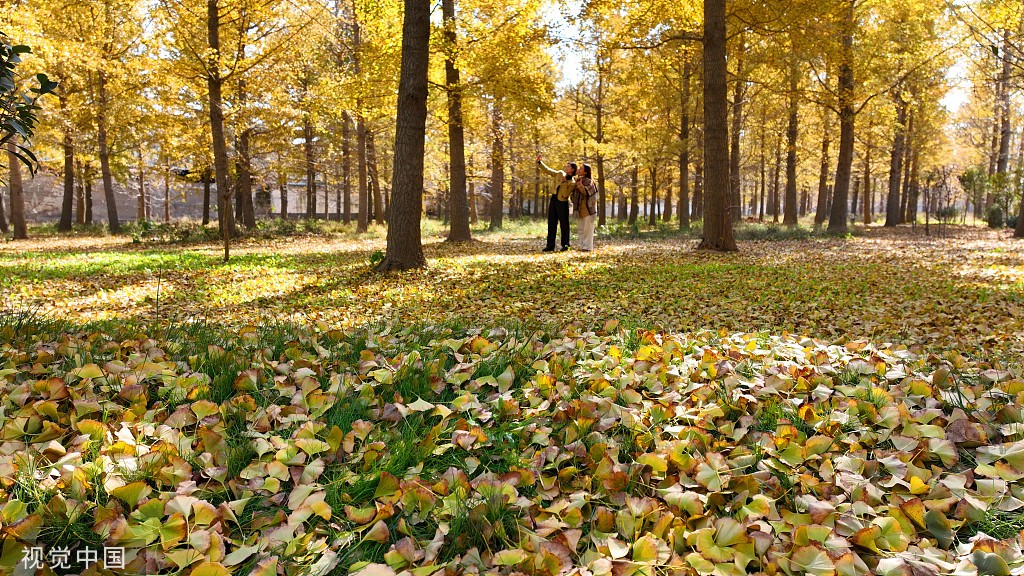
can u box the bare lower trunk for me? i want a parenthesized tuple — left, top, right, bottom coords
(0, 185, 7, 234)
(783, 64, 799, 226)
(679, 57, 691, 229)
(58, 92, 75, 232)
(489, 103, 505, 230)
(304, 113, 317, 219)
(207, 0, 233, 261)
(356, 114, 368, 232)
(814, 126, 831, 227)
(75, 159, 85, 225)
(202, 166, 212, 225)
(7, 144, 27, 239)
(698, 0, 736, 250)
(378, 0, 429, 270)
(342, 113, 352, 224)
(96, 71, 120, 233)
(885, 94, 908, 226)
(368, 130, 384, 225)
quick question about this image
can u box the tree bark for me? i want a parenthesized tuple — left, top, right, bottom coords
(7, 144, 26, 239)
(997, 28, 1014, 177)
(58, 91, 75, 232)
(236, 82, 255, 228)
(863, 130, 873, 225)
(85, 167, 93, 224)
(207, 0, 233, 261)
(164, 157, 171, 223)
(827, 0, 855, 234)
(596, 64, 607, 227)
(96, 71, 120, 234)
(356, 115, 368, 231)
(693, 127, 704, 221)
(443, 0, 471, 242)
(137, 148, 147, 221)
(772, 134, 781, 223)
(814, 126, 831, 227)
(75, 159, 85, 225)
(649, 167, 659, 226)
(698, 0, 737, 250)
(488, 102, 504, 230)
(368, 129, 384, 225)
(279, 167, 288, 219)
(885, 93, 908, 226)
(342, 113, 352, 224)
(629, 165, 639, 224)
(237, 131, 255, 227)
(783, 62, 799, 226)
(758, 125, 766, 221)
(202, 166, 212, 225)
(729, 34, 745, 223)
(378, 0, 429, 270)
(0, 182, 7, 235)
(7, 154, 25, 239)
(304, 111, 317, 219)
(678, 56, 692, 229)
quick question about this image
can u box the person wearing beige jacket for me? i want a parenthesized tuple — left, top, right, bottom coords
(537, 155, 576, 251)
(573, 164, 598, 251)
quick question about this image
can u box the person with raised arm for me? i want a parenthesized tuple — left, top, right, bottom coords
(536, 154, 577, 252)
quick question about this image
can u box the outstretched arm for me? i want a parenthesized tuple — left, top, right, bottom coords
(536, 156, 563, 178)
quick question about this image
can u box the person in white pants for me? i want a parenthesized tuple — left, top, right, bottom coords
(573, 164, 598, 251)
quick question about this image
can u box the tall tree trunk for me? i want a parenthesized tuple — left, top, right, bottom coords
(863, 131, 873, 225)
(678, 56, 692, 229)
(75, 159, 85, 225)
(997, 27, 1015, 177)
(236, 82, 255, 228)
(6, 153, 22, 236)
(85, 167, 93, 224)
(469, 180, 478, 224)
(814, 126, 831, 227)
(356, 115, 368, 231)
(0, 182, 7, 235)
(304, 112, 317, 219)
(207, 0, 233, 261)
(378, 0, 429, 270)
(898, 110, 913, 223)
(649, 167, 659, 226)
(699, 0, 737, 250)
(237, 131, 255, 227)
(758, 124, 766, 221)
(827, 0, 855, 234)
(164, 157, 171, 223)
(7, 144, 26, 239)
(885, 93, 908, 226)
(279, 167, 288, 219)
(96, 71, 120, 234)
(908, 144, 920, 223)
(368, 130, 384, 225)
(202, 166, 212, 225)
(784, 62, 799, 226)
(629, 165, 639, 224)
(489, 103, 504, 230)
(443, 0, 471, 242)
(342, 113, 352, 224)
(58, 91, 75, 232)
(772, 134, 781, 223)
(137, 148, 147, 221)
(596, 65, 607, 227)
(851, 177, 860, 220)
(729, 34, 746, 223)
(693, 128, 704, 221)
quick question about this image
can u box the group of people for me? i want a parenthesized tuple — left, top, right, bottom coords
(537, 155, 598, 252)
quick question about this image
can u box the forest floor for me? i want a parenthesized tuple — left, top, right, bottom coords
(1, 221, 1023, 576)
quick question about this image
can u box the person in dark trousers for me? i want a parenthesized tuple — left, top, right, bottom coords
(537, 155, 576, 251)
